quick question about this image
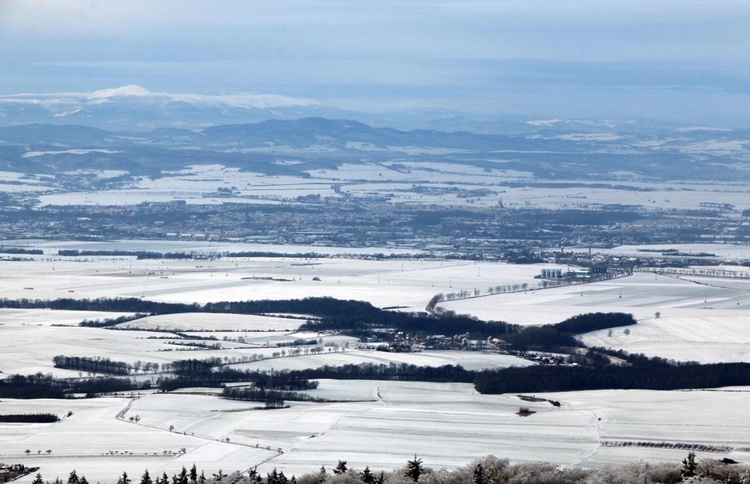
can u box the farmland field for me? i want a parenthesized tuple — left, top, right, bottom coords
(2, 241, 750, 481)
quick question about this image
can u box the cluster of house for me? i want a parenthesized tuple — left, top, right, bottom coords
(0, 463, 38, 481)
(376, 332, 512, 353)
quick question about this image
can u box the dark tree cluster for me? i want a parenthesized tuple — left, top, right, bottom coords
(53, 355, 130, 375)
(0, 373, 146, 399)
(0, 296, 198, 315)
(593, 347, 699, 368)
(68, 376, 144, 396)
(474, 362, 750, 394)
(221, 386, 323, 407)
(0, 374, 65, 399)
(0, 413, 58, 423)
(153, 359, 320, 393)
(79, 313, 149, 328)
(501, 326, 582, 352)
(0, 247, 43, 255)
(551, 312, 637, 334)
(501, 312, 636, 352)
(251, 373, 319, 391)
(169, 358, 223, 377)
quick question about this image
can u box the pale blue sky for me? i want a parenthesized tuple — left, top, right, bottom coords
(1, 0, 749, 124)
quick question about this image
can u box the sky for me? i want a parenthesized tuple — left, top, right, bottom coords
(1, 0, 749, 125)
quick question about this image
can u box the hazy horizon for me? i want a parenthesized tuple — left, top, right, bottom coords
(1, 1, 749, 126)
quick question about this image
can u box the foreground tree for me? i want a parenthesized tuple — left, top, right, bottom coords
(682, 451, 697, 479)
(472, 463, 486, 484)
(333, 461, 348, 475)
(405, 455, 424, 482)
(247, 467, 262, 484)
(67, 470, 80, 484)
(139, 470, 152, 484)
(360, 466, 376, 484)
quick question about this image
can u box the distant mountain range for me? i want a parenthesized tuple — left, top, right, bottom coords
(0, 115, 748, 182)
(0, 85, 674, 135)
(0, 86, 748, 182)
(0, 85, 351, 132)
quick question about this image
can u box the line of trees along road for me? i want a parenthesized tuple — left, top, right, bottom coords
(53, 355, 130, 375)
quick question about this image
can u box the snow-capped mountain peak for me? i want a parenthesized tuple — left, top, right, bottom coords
(88, 85, 155, 99)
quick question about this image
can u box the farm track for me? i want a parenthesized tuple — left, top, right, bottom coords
(430, 269, 632, 314)
(115, 395, 280, 467)
(572, 410, 602, 467)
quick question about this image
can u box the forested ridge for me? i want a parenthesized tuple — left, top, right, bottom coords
(0, 296, 519, 337)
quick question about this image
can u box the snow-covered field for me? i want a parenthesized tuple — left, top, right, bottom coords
(441, 271, 750, 323)
(0, 245, 539, 312)
(3, 242, 750, 480)
(26, 163, 750, 213)
(5, 384, 750, 482)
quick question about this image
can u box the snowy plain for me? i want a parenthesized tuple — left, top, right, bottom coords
(25, 162, 750, 213)
(2, 240, 750, 481)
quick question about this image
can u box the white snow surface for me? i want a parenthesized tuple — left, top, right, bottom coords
(3, 242, 750, 479)
(6, 385, 750, 482)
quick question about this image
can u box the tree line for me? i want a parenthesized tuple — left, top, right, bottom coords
(4, 354, 750, 404)
(23, 451, 750, 484)
(501, 312, 637, 352)
(53, 355, 130, 375)
(474, 362, 750, 394)
(0, 373, 146, 399)
(0, 413, 58, 423)
(0, 296, 519, 339)
(221, 386, 326, 408)
(12, 299, 634, 348)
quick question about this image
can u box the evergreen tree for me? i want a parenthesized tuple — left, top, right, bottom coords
(360, 466, 376, 484)
(247, 467, 261, 484)
(31, 473, 44, 484)
(140, 470, 153, 484)
(117, 472, 131, 484)
(473, 463, 486, 484)
(80, 477, 89, 484)
(405, 454, 424, 482)
(267, 469, 279, 484)
(177, 466, 188, 484)
(681, 451, 697, 479)
(189, 465, 197, 484)
(67, 469, 80, 484)
(333, 460, 348, 475)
